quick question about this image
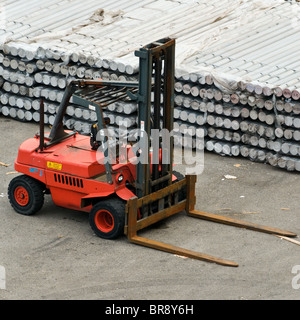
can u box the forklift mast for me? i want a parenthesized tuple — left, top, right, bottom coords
(135, 38, 175, 199)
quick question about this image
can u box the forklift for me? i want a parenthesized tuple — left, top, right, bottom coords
(8, 38, 296, 267)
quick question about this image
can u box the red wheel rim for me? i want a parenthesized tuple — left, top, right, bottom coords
(95, 210, 114, 233)
(14, 186, 29, 206)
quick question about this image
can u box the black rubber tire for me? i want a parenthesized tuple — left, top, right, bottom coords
(173, 170, 187, 202)
(8, 175, 44, 215)
(89, 197, 126, 239)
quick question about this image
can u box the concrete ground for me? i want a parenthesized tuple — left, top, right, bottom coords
(0, 117, 299, 300)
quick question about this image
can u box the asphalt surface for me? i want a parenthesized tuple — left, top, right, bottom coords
(0, 117, 299, 300)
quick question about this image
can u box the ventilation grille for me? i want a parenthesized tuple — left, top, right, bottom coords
(54, 173, 84, 188)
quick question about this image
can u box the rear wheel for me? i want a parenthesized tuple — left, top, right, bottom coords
(89, 197, 125, 239)
(8, 175, 44, 215)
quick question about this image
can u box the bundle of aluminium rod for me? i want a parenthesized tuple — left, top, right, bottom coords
(1, 0, 300, 171)
(0, 42, 139, 138)
(174, 71, 300, 172)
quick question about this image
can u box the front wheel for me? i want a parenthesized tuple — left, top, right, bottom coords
(8, 175, 44, 215)
(89, 197, 125, 239)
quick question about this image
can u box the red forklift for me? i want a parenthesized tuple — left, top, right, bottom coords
(8, 38, 296, 267)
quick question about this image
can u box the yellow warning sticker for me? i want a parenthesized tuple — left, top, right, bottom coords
(47, 161, 62, 171)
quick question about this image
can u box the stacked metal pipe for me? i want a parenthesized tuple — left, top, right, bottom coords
(0, 46, 138, 137)
(174, 71, 300, 171)
(1, 0, 300, 171)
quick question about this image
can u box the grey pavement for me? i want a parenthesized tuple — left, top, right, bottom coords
(0, 117, 299, 300)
